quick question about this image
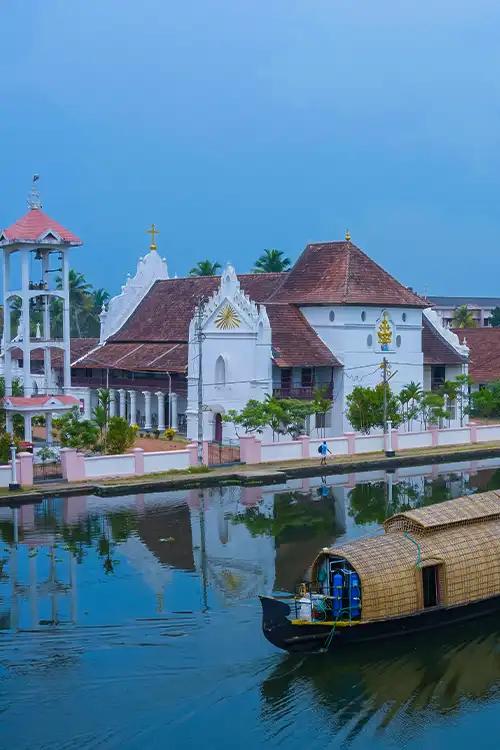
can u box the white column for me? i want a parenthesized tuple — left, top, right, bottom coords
(118, 389, 126, 419)
(21, 249, 32, 396)
(5, 412, 13, 435)
(42, 251, 52, 393)
(169, 393, 178, 431)
(156, 392, 165, 431)
(24, 414, 33, 442)
(84, 390, 92, 421)
(143, 391, 152, 430)
(109, 389, 116, 417)
(46, 413, 53, 444)
(128, 390, 137, 425)
(3, 250, 12, 397)
(62, 250, 71, 391)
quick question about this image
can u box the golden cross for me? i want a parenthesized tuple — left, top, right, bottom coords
(147, 223, 159, 250)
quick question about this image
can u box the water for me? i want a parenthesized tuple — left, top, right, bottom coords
(1, 457, 500, 749)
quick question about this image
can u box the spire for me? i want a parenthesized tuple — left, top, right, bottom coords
(27, 174, 42, 210)
(345, 228, 351, 242)
(146, 222, 159, 251)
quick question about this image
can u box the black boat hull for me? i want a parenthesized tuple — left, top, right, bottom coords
(260, 594, 500, 653)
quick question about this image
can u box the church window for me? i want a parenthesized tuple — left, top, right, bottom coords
(301, 368, 313, 387)
(215, 355, 226, 386)
(329, 310, 335, 322)
(402, 312, 407, 322)
(396, 335, 402, 348)
(361, 311, 366, 322)
(367, 334, 373, 347)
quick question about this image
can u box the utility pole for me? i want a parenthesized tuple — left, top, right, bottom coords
(381, 357, 389, 433)
(196, 298, 205, 465)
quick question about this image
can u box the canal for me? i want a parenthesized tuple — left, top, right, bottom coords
(1, 457, 499, 749)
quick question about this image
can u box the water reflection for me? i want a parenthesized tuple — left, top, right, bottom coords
(1, 457, 500, 749)
(261, 616, 500, 742)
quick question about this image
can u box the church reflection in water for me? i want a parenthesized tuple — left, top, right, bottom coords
(1, 456, 500, 634)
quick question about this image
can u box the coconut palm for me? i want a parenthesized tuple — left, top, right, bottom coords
(253, 249, 291, 273)
(55, 270, 93, 337)
(452, 304, 476, 328)
(189, 260, 221, 276)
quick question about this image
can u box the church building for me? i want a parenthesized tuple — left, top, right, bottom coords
(71, 231, 469, 440)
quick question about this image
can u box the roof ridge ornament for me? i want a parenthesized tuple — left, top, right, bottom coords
(345, 228, 351, 241)
(27, 174, 42, 210)
(147, 222, 159, 251)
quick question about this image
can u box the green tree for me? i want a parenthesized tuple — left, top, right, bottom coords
(253, 249, 291, 273)
(439, 380, 459, 426)
(419, 392, 448, 429)
(106, 416, 137, 454)
(189, 260, 222, 276)
(223, 400, 268, 435)
(346, 384, 401, 434)
(490, 307, 500, 328)
(454, 373, 473, 427)
(57, 407, 99, 450)
(312, 386, 333, 438)
(470, 385, 500, 418)
(452, 305, 476, 329)
(93, 389, 112, 449)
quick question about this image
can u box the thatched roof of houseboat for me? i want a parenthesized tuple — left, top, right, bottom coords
(313, 491, 500, 622)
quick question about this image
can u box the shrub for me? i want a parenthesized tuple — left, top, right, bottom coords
(163, 427, 176, 441)
(0, 432, 18, 464)
(106, 417, 137, 455)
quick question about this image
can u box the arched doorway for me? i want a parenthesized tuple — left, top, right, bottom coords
(214, 413, 223, 442)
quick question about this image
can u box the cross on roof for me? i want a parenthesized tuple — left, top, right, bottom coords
(147, 223, 159, 250)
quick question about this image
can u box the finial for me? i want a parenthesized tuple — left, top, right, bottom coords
(146, 222, 159, 251)
(345, 228, 351, 242)
(27, 174, 42, 210)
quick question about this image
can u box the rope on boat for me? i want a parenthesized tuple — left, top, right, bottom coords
(319, 607, 351, 653)
(403, 531, 422, 568)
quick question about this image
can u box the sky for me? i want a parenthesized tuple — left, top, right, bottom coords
(1, 1, 500, 297)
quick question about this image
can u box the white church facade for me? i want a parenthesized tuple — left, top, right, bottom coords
(70, 232, 469, 441)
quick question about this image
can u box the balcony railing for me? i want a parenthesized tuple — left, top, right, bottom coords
(273, 384, 333, 400)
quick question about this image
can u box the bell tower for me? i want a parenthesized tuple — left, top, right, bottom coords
(0, 177, 82, 442)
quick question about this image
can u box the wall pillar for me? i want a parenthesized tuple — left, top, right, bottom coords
(109, 389, 116, 418)
(24, 414, 33, 443)
(143, 391, 152, 430)
(128, 390, 137, 425)
(18, 452, 34, 487)
(169, 393, 178, 430)
(346, 432, 356, 455)
(299, 434, 310, 459)
(470, 424, 478, 443)
(131, 447, 145, 475)
(5, 412, 13, 435)
(202, 440, 210, 465)
(118, 389, 126, 419)
(188, 443, 198, 465)
(60, 447, 86, 482)
(431, 427, 439, 447)
(239, 435, 262, 464)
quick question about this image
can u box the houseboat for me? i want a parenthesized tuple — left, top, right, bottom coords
(260, 491, 500, 652)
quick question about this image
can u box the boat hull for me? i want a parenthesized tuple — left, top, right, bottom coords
(260, 594, 500, 653)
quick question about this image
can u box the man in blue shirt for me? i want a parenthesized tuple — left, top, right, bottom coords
(319, 440, 332, 466)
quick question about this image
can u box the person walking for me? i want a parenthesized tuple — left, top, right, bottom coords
(319, 440, 331, 466)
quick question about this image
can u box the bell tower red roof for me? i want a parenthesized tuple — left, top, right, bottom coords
(0, 207, 82, 246)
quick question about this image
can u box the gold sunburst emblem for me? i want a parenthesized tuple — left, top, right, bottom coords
(215, 304, 241, 330)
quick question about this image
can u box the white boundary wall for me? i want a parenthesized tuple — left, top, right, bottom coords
(84, 454, 136, 478)
(143, 450, 190, 473)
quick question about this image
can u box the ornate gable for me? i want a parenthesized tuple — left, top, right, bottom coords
(201, 264, 268, 334)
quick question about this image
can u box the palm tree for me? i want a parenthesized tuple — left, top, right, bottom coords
(452, 304, 476, 328)
(189, 260, 221, 276)
(92, 288, 110, 313)
(253, 248, 291, 273)
(56, 270, 93, 337)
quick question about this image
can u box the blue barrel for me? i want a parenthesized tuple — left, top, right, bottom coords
(332, 571, 343, 618)
(349, 572, 361, 618)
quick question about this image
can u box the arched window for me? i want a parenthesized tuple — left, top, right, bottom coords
(215, 355, 226, 386)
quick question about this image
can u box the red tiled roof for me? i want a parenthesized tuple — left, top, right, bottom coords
(0, 208, 82, 245)
(269, 241, 427, 307)
(110, 274, 281, 342)
(266, 305, 339, 367)
(422, 318, 466, 366)
(73, 342, 189, 373)
(3, 395, 79, 408)
(453, 328, 500, 383)
(11, 339, 98, 366)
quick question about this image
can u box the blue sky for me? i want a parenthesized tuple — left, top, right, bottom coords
(1, 1, 500, 296)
